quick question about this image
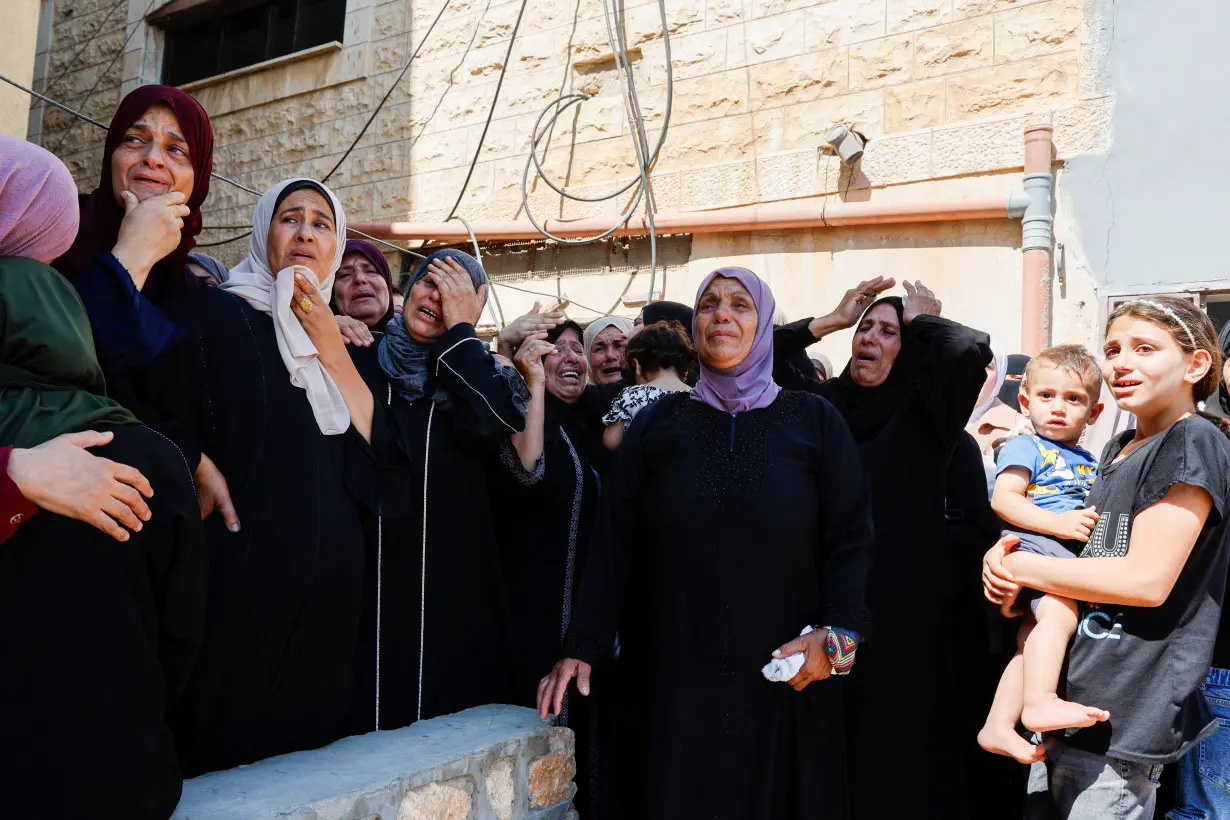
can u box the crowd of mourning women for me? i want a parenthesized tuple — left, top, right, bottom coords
(3, 85, 1230, 820)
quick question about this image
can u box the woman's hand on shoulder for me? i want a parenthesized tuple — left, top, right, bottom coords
(902, 280, 942, 324)
(291, 271, 347, 367)
(9, 430, 153, 542)
(537, 658, 593, 719)
(336, 315, 374, 347)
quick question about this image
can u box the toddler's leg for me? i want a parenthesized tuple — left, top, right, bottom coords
(1020, 594, 1110, 733)
(979, 618, 1046, 763)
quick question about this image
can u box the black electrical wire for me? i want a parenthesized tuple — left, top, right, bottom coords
(52, 0, 162, 155)
(442, 0, 530, 221)
(43, 0, 128, 99)
(320, 0, 453, 183)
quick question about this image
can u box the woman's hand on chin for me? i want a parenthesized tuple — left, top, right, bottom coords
(111, 190, 191, 289)
(291, 271, 347, 368)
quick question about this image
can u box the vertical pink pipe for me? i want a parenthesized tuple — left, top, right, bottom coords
(1020, 124, 1054, 355)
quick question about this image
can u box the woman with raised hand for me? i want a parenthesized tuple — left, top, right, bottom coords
(538, 267, 873, 820)
(0, 136, 206, 820)
(783, 278, 993, 820)
(139, 178, 385, 774)
(350, 248, 526, 733)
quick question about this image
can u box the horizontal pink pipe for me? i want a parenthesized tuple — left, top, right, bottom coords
(349, 196, 1018, 242)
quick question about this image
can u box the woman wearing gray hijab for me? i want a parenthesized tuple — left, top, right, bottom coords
(351, 248, 529, 733)
(186, 252, 228, 287)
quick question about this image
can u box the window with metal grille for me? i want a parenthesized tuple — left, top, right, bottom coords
(160, 0, 345, 87)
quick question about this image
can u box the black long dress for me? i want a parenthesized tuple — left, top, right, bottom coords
(564, 390, 874, 820)
(776, 314, 991, 820)
(135, 285, 386, 775)
(350, 323, 522, 731)
(0, 425, 207, 819)
(490, 391, 608, 814)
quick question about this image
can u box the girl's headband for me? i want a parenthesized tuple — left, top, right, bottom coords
(1125, 299, 1198, 349)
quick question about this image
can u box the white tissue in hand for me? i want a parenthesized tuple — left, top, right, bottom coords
(761, 626, 813, 683)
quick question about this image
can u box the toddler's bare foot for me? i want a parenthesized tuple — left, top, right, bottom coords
(978, 722, 1047, 764)
(1021, 696, 1110, 733)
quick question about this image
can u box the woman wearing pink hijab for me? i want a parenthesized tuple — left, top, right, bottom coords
(538, 267, 874, 820)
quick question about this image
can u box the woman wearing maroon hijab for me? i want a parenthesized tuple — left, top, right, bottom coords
(54, 84, 214, 377)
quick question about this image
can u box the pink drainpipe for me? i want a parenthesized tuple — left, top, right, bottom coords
(350, 126, 1054, 345)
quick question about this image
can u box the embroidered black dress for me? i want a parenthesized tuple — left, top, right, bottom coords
(563, 390, 874, 820)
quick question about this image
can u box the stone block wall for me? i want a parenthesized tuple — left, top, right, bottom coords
(171, 705, 576, 820)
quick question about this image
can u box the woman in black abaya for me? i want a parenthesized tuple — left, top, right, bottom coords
(779, 280, 993, 820)
(351, 248, 525, 732)
(539, 268, 874, 820)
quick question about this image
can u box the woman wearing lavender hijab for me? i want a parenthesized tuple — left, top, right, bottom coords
(538, 267, 874, 819)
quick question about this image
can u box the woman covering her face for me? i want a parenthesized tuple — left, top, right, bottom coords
(537, 267, 874, 820)
(0, 137, 207, 818)
(348, 248, 529, 734)
(131, 177, 390, 775)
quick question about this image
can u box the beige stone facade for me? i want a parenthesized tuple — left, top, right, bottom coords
(30, 0, 1117, 358)
(1, 0, 43, 138)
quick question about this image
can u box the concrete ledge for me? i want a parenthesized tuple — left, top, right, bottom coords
(172, 705, 576, 820)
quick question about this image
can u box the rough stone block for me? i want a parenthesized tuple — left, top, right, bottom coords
(494, 65, 568, 118)
(476, 0, 528, 48)
(885, 79, 946, 132)
(372, 1, 409, 39)
(627, 0, 704, 46)
(755, 149, 819, 202)
(849, 34, 913, 90)
(994, 0, 1081, 64)
(887, 0, 953, 34)
(858, 131, 932, 185)
(528, 754, 576, 809)
(1051, 96, 1113, 158)
(707, 0, 749, 27)
(750, 49, 848, 110)
(49, 27, 126, 76)
(643, 29, 727, 83)
(644, 68, 749, 125)
(945, 54, 1077, 119)
(510, 30, 560, 72)
(460, 41, 510, 79)
(744, 11, 807, 65)
(914, 17, 994, 79)
(652, 114, 755, 170)
(681, 160, 755, 209)
(410, 127, 471, 172)
(804, 0, 887, 50)
(953, 0, 1041, 19)
(485, 756, 516, 820)
(752, 90, 885, 153)
(373, 33, 410, 72)
(344, 7, 373, 44)
(751, 0, 816, 20)
(931, 113, 1038, 176)
(727, 25, 749, 69)
(397, 777, 475, 820)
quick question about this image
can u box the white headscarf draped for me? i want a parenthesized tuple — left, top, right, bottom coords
(222, 178, 350, 435)
(968, 346, 1008, 427)
(583, 315, 633, 360)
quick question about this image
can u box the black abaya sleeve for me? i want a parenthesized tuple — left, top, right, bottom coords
(562, 395, 656, 664)
(905, 315, 992, 446)
(431, 323, 527, 440)
(812, 397, 874, 638)
(772, 319, 824, 392)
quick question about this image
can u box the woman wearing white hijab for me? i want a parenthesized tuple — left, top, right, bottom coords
(135, 178, 386, 775)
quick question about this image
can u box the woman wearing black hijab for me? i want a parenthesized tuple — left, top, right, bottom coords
(778, 279, 992, 820)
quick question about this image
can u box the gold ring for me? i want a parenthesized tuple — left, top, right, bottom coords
(299, 297, 314, 313)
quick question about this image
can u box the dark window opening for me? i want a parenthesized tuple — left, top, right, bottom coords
(161, 0, 345, 87)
